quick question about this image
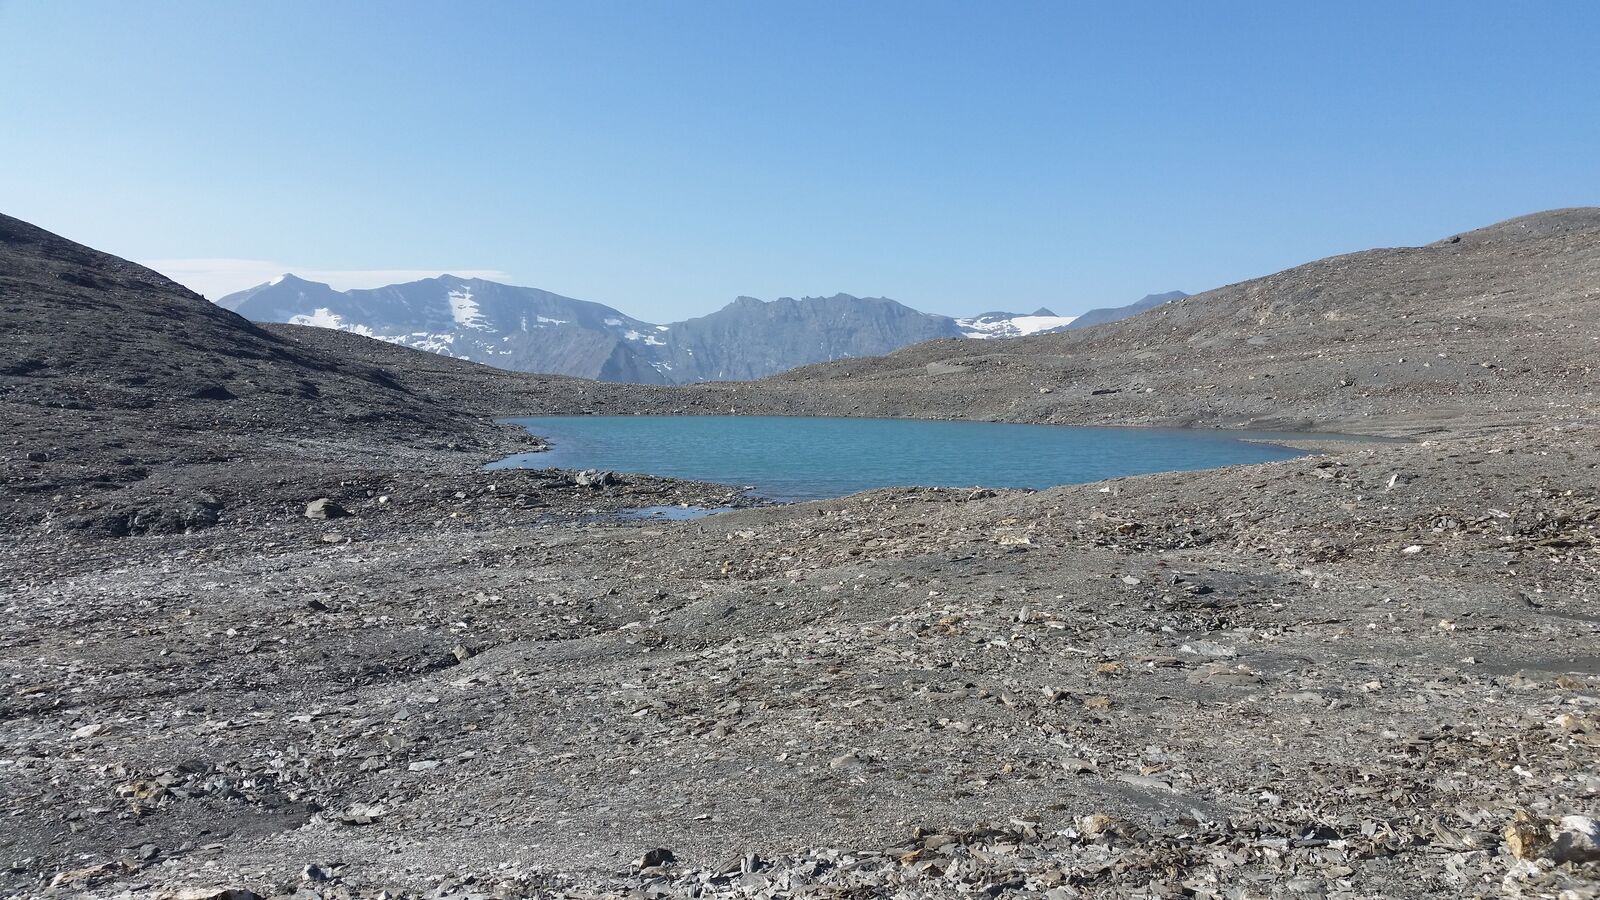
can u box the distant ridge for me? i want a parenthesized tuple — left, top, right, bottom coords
(215, 276, 1180, 383)
(1066, 290, 1188, 329)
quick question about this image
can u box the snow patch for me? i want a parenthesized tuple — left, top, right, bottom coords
(287, 308, 376, 338)
(280, 309, 474, 360)
(604, 317, 623, 326)
(447, 287, 488, 330)
(536, 315, 569, 326)
(395, 332, 458, 355)
(957, 313, 1079, 339)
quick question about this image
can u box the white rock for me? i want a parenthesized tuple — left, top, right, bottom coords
(1550, 815, 1600, 864)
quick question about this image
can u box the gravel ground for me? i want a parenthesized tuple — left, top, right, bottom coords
(4, 430, 1596, 899)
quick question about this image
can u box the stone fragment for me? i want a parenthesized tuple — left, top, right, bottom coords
(1138, 655, 1183, 668)
(1550, 815, 1600, 864)
(337, 802, 385, 825)
(636, 847, 675, 868)
(304, 498, 348, 519)
(1187, 663, 1263, 686)
(1504, 811, 1551, 860)
(1180, 640, 1236, 658)
(830, 751, 866, 769)
(1078, 814, 1117, 836)
(1117, 773, 1178, 792)
(573, 469, 618, 488)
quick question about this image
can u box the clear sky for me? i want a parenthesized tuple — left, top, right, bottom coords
(2, 1, 1596, 320)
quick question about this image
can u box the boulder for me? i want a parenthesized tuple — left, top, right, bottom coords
(304, 498, 348, 520)
(573, 469, 618, 488)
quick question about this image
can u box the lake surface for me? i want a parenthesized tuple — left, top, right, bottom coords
(490, 415, 1306, 502)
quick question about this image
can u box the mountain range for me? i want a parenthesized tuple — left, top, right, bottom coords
(216, 276, 1183, 383)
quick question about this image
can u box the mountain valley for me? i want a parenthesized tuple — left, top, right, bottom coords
(2, 210, 1597, 899)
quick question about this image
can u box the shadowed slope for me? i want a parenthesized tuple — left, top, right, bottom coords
(0, 213, 554, 441)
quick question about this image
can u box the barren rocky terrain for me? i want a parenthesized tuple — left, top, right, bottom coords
(515, 209, 1600, 437)
(2, 210, 1597, 899)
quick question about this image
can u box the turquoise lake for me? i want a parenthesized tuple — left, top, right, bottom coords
(489, 415, 1306, 502)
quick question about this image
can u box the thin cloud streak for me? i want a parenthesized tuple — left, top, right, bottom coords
(143, 258, 513, 300)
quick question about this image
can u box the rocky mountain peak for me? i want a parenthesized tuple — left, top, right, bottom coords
(213, 274, 1188, 384)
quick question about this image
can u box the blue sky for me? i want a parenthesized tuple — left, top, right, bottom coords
(1, 1, 1596, 320)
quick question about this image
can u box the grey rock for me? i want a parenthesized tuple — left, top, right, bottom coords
(573, 469, 618, 488)
(636, 847, 675, 869)
(304, 498, 348, 519)
(1550, 815, 1600, 864)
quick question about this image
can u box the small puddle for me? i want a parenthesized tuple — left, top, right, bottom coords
(616, 505, 737, 522)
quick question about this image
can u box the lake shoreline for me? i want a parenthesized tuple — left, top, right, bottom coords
(489, 414, 1309, 502)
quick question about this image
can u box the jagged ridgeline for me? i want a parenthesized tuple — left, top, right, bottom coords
(216, 276, 1183, 383)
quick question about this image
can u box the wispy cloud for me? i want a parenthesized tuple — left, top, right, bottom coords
(142, 258, 513, 300)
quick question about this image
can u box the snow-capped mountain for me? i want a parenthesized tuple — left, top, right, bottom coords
(956, 307, 1079, 339)
(217, 277, 1183, 383)
(220, 274, 672, 383)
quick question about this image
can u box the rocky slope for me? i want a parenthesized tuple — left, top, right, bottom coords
(0, 215, 557, 442)
(2, 210, 1598, 899)
(1065, 290, 1187, 329)
(0, 212, 576, 537)
(654, 210, 1598, 437)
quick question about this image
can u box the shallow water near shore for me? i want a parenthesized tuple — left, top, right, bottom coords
(617, 504, 739, 521)
(490, 415, 1308, 501)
